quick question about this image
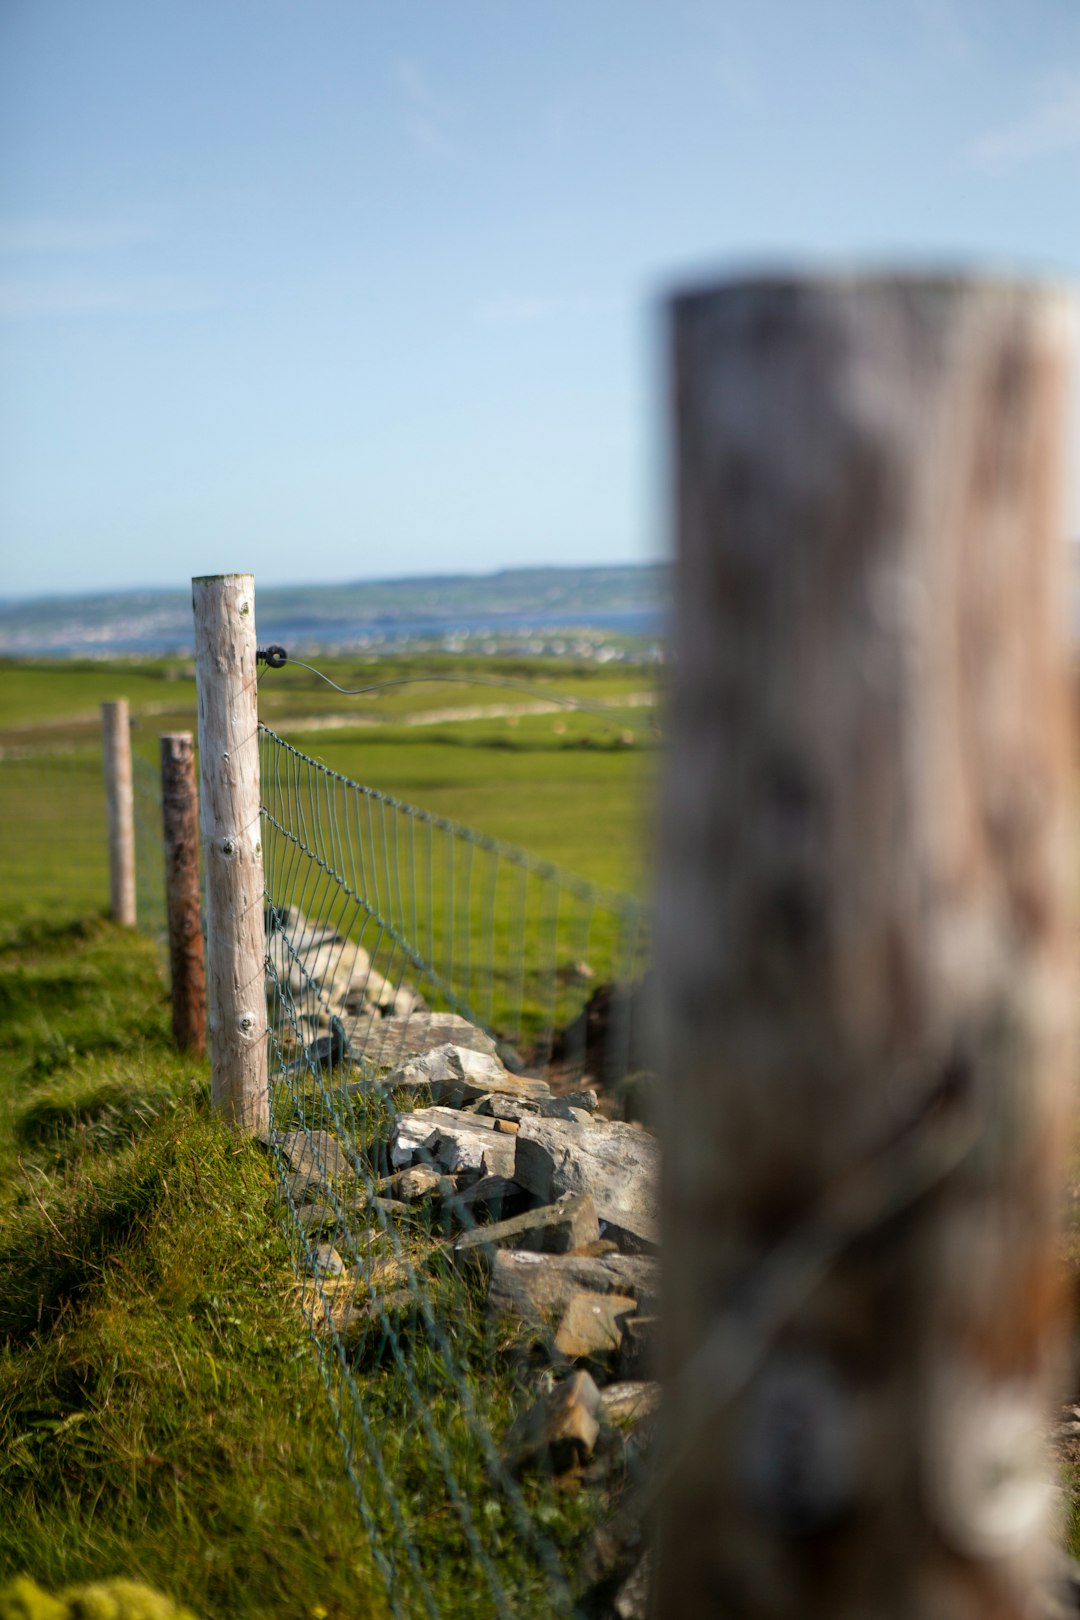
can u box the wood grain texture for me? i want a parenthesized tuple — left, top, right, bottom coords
(101, 700, 135, 927)
(161, 731, 207, 1056)
(655, 276, 1077, 1619)
(192, 575, 268, 1133)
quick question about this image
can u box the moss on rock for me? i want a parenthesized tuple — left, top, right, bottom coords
(0, 1579, 198, 1620)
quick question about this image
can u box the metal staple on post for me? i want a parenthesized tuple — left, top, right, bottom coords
(655, 274, 1077, 1618)
(192, 574, 269, 1132)
(160, 731, 207, 1056)
(101, 699, 136, 927)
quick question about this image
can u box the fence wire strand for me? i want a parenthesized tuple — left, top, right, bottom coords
(259, 723, 650, 1617)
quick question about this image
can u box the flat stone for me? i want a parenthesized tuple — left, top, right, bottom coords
(293, 1188, 367, 1233)
(265, 919, 425, 1025)
(358, 1014, 499, 1067)
(297, 1202, 336, 1234)
(390, 1106, 493, 1165)
(267, 908, 340, 952)
(452, 1194, 600, 1265)
(340, 961, 424, 1019)
(619, 1315, 658, 1379)
(380, 1043, 551, 1107)
(513, 1117, 658, 1252)
(313, 1243, 345, 1276)
(553, 1289, 637, 1361)
(599, 1382, 661, 1427)
(614, 1552, 652, 1620)
(488, 1250, 659, 1326)
(266, 932, 347, 1003)
(443, 1175, 530, 1225)
(378, 1163, 448, 1202)
(390, 1106, 517, 1177)
(278, 1129, 353, 1186)
(370, 1196, 411, 1218)
(563, 1088, 599, 1114)
(502, 1369, 602, 1475)
(476, 1093, 591, 1125)
(478, 1140, 519, 1178)
(284, 1168, 323, 1206)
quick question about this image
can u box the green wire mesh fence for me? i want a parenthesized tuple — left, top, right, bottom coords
(259, 724, 654, 1619)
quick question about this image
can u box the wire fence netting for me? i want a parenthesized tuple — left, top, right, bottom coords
(259, 724, 654, 1618)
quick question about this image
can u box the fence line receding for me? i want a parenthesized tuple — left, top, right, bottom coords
(259, 721, 651, 1619)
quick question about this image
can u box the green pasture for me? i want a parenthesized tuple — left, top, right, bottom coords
(0, 652, 659, 764)
(0, 655, 657, 945)
(0, 660, 194, 734)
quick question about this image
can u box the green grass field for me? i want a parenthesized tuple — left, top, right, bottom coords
(0, 655, 657, 1619)
(0, 653, 657, 906)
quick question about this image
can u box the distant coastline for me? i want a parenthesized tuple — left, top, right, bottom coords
(0, 564, 670, 660)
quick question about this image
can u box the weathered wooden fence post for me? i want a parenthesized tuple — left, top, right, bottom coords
(655, 276, 1076, 1618)
(101, 699, 136, 927)
(192, 574, 268, 1133)
(160, 731, 207, 1056)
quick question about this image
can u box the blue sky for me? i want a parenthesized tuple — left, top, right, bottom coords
(3, 0, 1080, 597)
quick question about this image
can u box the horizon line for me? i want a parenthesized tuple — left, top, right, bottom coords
(0, 558, 668, 610)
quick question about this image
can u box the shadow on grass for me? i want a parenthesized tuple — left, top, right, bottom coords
(14, 1075, 190, 1159)
(0, 1145, 171, 1342)
(0, 915, 107, 961)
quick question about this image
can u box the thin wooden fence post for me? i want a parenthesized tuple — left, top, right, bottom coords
(655, 275, 1076, 1618)
(192, 574, 268, 1133)
(161, 732, 207, 1056)
(101, 699, 136, 927)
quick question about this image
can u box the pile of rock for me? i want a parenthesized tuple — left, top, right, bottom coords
(379, 1035, 658, 1617)
(274, 1013, 659, 1618)
(264, 907, 426, 1044)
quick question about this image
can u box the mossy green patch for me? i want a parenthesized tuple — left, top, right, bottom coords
(0, 1574, 198, 1619)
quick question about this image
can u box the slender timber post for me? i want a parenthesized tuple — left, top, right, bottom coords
(192, 575, 268, 1133)
(655, 276, 1077, 1618)
(101, 699, 136, 927)
(161, 732, 207, 1056)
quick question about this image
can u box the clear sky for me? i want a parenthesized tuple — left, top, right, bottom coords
(2, 0, 1080, 597)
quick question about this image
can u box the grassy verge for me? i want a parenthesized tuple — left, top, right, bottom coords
(0, 918, 382, 1619)
(0, 922, 621, 1619)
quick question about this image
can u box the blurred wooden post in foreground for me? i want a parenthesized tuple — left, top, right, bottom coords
(655, 277, 1077, 1618)
(160, 731, 207, 1056)
(101, 699, 136, 927)
(192, 574, 268, 1133)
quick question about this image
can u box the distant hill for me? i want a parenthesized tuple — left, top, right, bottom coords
(0, 564, 670, 657)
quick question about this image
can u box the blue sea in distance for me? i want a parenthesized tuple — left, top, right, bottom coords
(3, 607, 665, 659)
(265, 608, 663, 647)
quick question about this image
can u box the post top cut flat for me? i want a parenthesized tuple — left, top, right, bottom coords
(667, 265, 1072, 307)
